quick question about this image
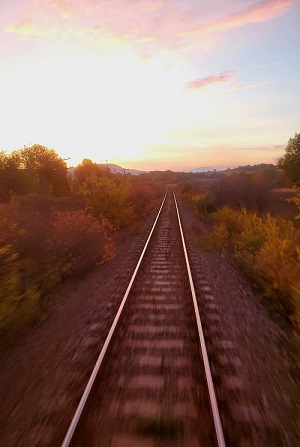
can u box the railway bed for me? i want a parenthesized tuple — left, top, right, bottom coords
(61, 189, 225, 447)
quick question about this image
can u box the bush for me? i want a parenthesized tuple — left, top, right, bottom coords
(78, 172, 164, 230)
(79, 175, 135, 229)
(209, 207, 300, 324)
(0, 178, 164, 343)
(212, 172, 272, 213)
(48, 210, 105, 277)
(0, 196, 105, 341)
(193, 193, 217, 215)
(0, 243, 40, 337)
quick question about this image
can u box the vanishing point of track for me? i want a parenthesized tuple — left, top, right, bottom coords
(61, 188, 226, 447)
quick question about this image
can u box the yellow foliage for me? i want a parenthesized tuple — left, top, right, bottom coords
(209, 206, 300, 325)
(0, 243, 40, 334)
(80, 175, 135, 229)
(0, 182, 161, 341)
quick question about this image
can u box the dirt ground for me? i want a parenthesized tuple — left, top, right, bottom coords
(0, 197, 299, 446)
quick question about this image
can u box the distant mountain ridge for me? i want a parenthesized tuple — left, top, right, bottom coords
(68, 162, 275, 176)
(99, 163, 146, 175)
(181, 167, 215, 173)
(67, 163, 146, 176)
(102, 164, 216, 174)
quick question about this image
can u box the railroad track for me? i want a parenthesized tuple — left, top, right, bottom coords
(61, 188, 226, 447)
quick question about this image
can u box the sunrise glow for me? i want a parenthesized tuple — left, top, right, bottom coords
(1, 0, 299, 170)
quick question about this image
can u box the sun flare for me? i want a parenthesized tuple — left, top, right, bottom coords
(3, 47, 191, 165)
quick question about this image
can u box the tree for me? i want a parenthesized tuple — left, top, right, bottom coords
(12, 144, 69, 195)
(79, 174, 134, 229)
(0, 151, 9, 201)
(278, 133, 300, 185)
(0, 145, 69, 202)
(73, 158, 104, 185)
(0, 151, 32, 201)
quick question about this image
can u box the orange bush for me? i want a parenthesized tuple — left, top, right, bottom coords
(0, 195, 105, 339)
(48, 209, 105, 277)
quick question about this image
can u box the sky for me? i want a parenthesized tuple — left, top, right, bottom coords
(0, 0, 299, 171)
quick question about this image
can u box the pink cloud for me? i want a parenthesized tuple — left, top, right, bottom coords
(186, 70, 237, 90)
(3, 1, 192, 54)
(216, 0, 295, 28)
(182, 0, 295, 36)
(3, 0, 296, 55)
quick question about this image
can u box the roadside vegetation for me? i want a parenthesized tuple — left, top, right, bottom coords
(278, 132, 300, 185)
(0, 146, 163, 346)
(181, 135, 300, 334)
(1, 134, 299, 348)
(182, 131, 300, 375)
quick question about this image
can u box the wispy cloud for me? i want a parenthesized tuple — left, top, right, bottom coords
(2, 0, 296, 55)
(181, 0, 295, 36)
(3, 19, 106, 44)
(225, 81, 269, 91)
(186, 70, 237, 90)
(4, 21, 59, 38)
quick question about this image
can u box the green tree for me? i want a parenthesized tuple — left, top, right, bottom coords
(0, 145, 69, 201)
(278, 133, 300, 184)
(12, 144, 69, 195)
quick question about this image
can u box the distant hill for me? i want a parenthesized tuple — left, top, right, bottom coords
(222, 163, 276, 173)
(67, 163, 146, 176)
(68, 162, 276, 177)
(182, 167, 215, 173)
(100, 163, 146, 175)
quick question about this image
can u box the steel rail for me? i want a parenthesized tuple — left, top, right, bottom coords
(61, 191, 168, 447)
(172, 189, 226, 447)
